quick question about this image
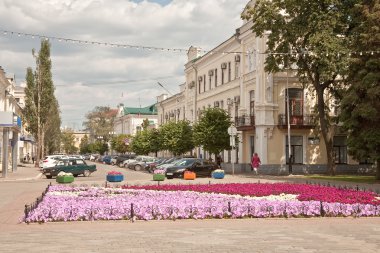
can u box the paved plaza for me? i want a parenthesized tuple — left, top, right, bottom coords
(0, 163, 379, 252)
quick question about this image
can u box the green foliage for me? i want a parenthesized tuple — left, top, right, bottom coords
(340, 0, 380, 179)
(61, 129, 77, 154)
(147, 128, 162, 156)
(141, 118, 150, 130)
(45, 98, 61, 154)
(130, 130, 151, 155)
(83, 106, 116, 142)
(193, 108, 232, 155)
(243, 0, 358, 175)
(160, 120, 194, 156)
(23, 40, 59, 159)
(92, 140, 109, 155)
(110, 134, 131, 154)
(79, 135, 90, 154)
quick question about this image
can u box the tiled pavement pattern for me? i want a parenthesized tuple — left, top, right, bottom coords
(0, 163, 379, 253)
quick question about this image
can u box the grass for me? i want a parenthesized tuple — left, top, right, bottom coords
(305, 175, 379, 184)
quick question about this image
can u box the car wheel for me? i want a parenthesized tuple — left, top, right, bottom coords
(111, 162, 115, 166)
(166, 176, 173, 179)
(73, 174, 78, 177)
(83, 170, 91, 177)
(119, 162, 123, 167)
(45, 175, 52, 179)
(135, 164, 142, 171)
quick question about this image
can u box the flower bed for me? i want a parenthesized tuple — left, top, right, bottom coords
(21, 183, 380, 223)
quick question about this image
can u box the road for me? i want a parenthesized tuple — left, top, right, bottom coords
(0, 161, 379, 253)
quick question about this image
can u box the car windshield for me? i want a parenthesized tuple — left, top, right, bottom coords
(174, 159, 195, 166)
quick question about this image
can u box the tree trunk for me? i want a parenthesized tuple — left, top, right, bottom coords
(376, 159, 380, 180)
(315, 86, 336, 176)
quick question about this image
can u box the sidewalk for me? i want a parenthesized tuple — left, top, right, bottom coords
(0, 163, 42, 182)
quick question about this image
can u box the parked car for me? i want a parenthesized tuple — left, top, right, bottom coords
(155, 157, 182, 171)
(102, 155, 112, 165)
(42, 158, 97, 179)
(82, 154, 90, 160)
(90, 154, 99, 161)
(110, 156, 118, 165)
(39, 155, 67, 169)
(116, 154, 136, 167)
(165, 158, 218, 179)
(127, 156, 156, 171)
(147, 157, 172, 173)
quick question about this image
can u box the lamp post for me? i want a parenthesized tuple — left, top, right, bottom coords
(228, 126, 237, 175)
(286, 70, 292, 175)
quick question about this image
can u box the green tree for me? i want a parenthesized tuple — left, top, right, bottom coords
(193, 108, 231, 156)
(340, 0, 380, 179)
(23, 40, 57, 165)
(83, 106, 116, 142)
(45, 98, 61, 155)
(61, 128, 77, 154)
(111, 134, 131, 154)
(79, 134, 90, 154)
(93, 140, 108, 155)
(243, 0, 356, 175)
(130, 130, 151, 155)
(148, 128, 162, 156)
(160, 120, 194, 156)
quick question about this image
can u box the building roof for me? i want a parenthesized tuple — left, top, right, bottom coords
(123, 104, 157, 116)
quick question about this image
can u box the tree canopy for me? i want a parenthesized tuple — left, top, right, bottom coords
(83, 106, 116, 142)
(111, 134, 132, 154)
(23, 40, 58, 162)
(243, 0, 357, 175)
(193, 108, 232, 156)
(160, 120, 194, 156)
(340, 0, 380, 179)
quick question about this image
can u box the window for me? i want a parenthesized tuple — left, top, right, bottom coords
(235, 62, 239, 79)
(286, 88, 304, 124)
(136, 126, 142, 133)
(203, 75, 206, 92)
(215, 69, 218, 87)
(76, 160, 84, 165)
(250, 136, 255, 158)
(333, 136, 347, 164)
(209, 75, 212, 90)
(220, 100, 224, 109)
(228, 62, 231, 82)
(249, 90, 255, 116)
(286, 136, 303, 164)
(198, 80, 202, 94)
(221, 68, 224, 84)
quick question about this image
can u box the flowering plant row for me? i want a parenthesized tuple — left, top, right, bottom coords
(153, 169, 165, 175)
(22, 185, 380, 223)
(122, 183, 380, 205)
(107, 171, 123, 175)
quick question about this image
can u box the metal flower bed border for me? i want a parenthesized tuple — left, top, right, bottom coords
(23, 181, 380, 224)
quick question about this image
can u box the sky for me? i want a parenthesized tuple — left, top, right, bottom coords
(0, 0, 248, 130)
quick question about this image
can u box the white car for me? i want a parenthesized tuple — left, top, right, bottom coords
(39, 155, 67, 168)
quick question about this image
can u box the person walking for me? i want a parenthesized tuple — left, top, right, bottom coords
(251, 153, 261, 175)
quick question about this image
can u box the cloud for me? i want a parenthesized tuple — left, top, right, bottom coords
(0, 0, 248, 130)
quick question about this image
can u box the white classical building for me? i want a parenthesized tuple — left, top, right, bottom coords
(0, 67, 24, 177)
(114, 104, 158, 136)
(156, 0, 364, 174)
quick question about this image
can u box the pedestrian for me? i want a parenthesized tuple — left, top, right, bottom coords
(251, 153, 261, 175)
(32, 155, 35, 164)
(216, 155, 223, 168)
(27, 153, 30, 163)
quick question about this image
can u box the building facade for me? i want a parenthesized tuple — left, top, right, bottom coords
(156, 0, 368, 174)
(114, 104, 158, 136)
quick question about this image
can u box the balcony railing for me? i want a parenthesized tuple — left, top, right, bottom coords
(234, 115, 255, 131)
(278, 114, 315, 128)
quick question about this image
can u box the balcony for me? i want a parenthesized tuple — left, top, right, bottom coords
(278, 114, 315, 129)
(234, 115, 255, 131)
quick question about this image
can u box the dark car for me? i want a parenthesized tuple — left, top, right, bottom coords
(102, 155, 112, 165)
(42, 158, 97, 179)
(165, 158, 218, 179)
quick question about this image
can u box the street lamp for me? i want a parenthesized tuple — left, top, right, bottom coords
(228, 126, 237, 175)
(286, 70, 292, 175)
